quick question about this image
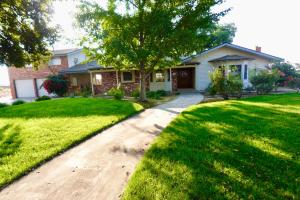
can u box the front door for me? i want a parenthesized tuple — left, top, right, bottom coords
(177, 68, 194, 89)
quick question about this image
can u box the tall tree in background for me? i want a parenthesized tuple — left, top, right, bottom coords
(77, 0, 229, 101)
(206, 23, 236, 48)
(0, 0, 58, 68)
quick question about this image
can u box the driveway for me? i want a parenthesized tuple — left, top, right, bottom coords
(0, 93, 203, 200)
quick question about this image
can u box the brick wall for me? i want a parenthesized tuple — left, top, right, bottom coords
(8, 56, 69, 98)
(93, 70, 142, 96)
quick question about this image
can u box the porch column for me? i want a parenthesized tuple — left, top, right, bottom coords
(90, 71, 95, 95)
(169, 68, 172, 92)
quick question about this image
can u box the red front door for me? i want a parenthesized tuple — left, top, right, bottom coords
(177, 68, 194, 89)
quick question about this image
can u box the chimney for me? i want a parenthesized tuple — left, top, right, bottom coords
(255, 46, 261, 52)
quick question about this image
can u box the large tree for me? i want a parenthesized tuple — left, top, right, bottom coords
(0, 0, 58, 68)
(77, 0, 229, 101)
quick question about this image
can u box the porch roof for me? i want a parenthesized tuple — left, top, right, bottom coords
(60, 61, 105, 74)
(208, 55, 255, 62)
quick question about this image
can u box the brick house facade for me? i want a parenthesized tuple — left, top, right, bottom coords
(8, 56, 69, 98)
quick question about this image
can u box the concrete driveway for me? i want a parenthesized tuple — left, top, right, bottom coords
(0, 93, 203, 200)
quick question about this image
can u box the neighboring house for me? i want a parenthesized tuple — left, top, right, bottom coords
(8, 49, 86, 98)
(8, 43, 283, 98)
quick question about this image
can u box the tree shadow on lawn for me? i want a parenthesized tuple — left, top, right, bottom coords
(0, 98, 140, 119)
(128, 98, 300, 199)
(0, 125, 22, 159)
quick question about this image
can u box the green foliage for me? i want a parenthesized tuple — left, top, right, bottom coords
(79, 86, 92, 97)
(250, 70, 279, 94)
(35, 96, 51, 102)
(0, 0, 59, 68)
(76, 0, 229, 100)
(205, 83, 217, 95)
(0, 103, 8, 108)
(131, 88, 140, 99)
(123, 93, 300, 200)
(271, 62, 298, 87)
(108, 87, 124, 100)
(146, 90, 167, 100)
(43, 75, 68, 97)
(12, 100, 25, 106)
(0, 98, 143, 187)
(209, 68, 243, 99)
(206, 23, 237, 49)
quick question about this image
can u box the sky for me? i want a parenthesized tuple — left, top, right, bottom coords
(1, 0, 299, 86)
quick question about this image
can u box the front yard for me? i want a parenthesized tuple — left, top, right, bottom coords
(123, 93, 300, 199)
(0, 98, 143, 188)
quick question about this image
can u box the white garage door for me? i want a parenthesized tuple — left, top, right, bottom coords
(15, 79, 35, 98)
(36, 78, 53, 97)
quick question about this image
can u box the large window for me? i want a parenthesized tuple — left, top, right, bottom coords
(229, 65, 242, 76)
(122, 71, 134, 83)
(94, 74, 102, 85)
(155, 72, 165, 82)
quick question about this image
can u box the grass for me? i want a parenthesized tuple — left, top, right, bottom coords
(130, 95, 178, 109)
(123, 93, 300, 200)
(0, 98, 143, 188)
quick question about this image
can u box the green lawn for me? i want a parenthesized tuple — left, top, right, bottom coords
(123, 93, 300, 200)
(0, 98, 142, 188)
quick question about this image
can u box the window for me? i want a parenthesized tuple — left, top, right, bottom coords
(155, 72, 165, 82)
(229, 65, 242, 75)
(122, 71, 134, 82)
(71, 77, 78, 86)
(74, 58, 79, 65)
(50, 58, 61, 65)
(94, 74, 102, 85)
(244, 65, 248, 80)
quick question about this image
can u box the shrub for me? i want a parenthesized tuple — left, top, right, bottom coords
(0, 103, 8, 108)
(35, 95, 51, 102)
(12, 100, 25, 106)
(79, 86, 92, 97)
(209, 69, 243, 99)
(156, 90, 167, 97)
(205, 83, 217, 95)
(146, 91, 161, 100)
(131, 88, 140, 99)
(43, 75, 68, 97)
(108, 87, 124, 100)
(271, 62, 298, 86)
(250, 70, 278, 94)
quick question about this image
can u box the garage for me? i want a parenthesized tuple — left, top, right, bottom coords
(15, 79, 36, 98)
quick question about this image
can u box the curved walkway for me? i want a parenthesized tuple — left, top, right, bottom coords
(0, 93, 203, 200)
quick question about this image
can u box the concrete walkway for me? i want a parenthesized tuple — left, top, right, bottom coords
(0, 93, 203, 200)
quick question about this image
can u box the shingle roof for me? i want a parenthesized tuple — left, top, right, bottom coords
(208, 55, 255, 62)
(53, 49, 79, 56)
(60, 61, 104, 74)
(182, 43, 284, 63)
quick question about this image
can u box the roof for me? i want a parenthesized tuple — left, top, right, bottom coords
(60, 61, 104, 74)
(208, 55, 255, 62)
(182, 43, 284, 63)
(53, 48, 79, 56)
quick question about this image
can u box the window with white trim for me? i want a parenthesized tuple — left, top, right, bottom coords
(244, 65, 248, 80)
(155, 72, 165, 82)
(50, 58, 61, 65)
(121, 71, 134, 83)
(94, 74, 102, 85)
(71, 77, 78, 86)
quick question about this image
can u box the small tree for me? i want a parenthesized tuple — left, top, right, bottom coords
(43, 75, 68, 97)
(76, 0, 230, 101)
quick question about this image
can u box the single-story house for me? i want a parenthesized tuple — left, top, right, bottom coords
(60, 43, 283, 96)
(8, 43, 283, 98)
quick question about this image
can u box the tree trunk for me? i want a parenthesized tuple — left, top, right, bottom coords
(140, 68, 147, 101)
